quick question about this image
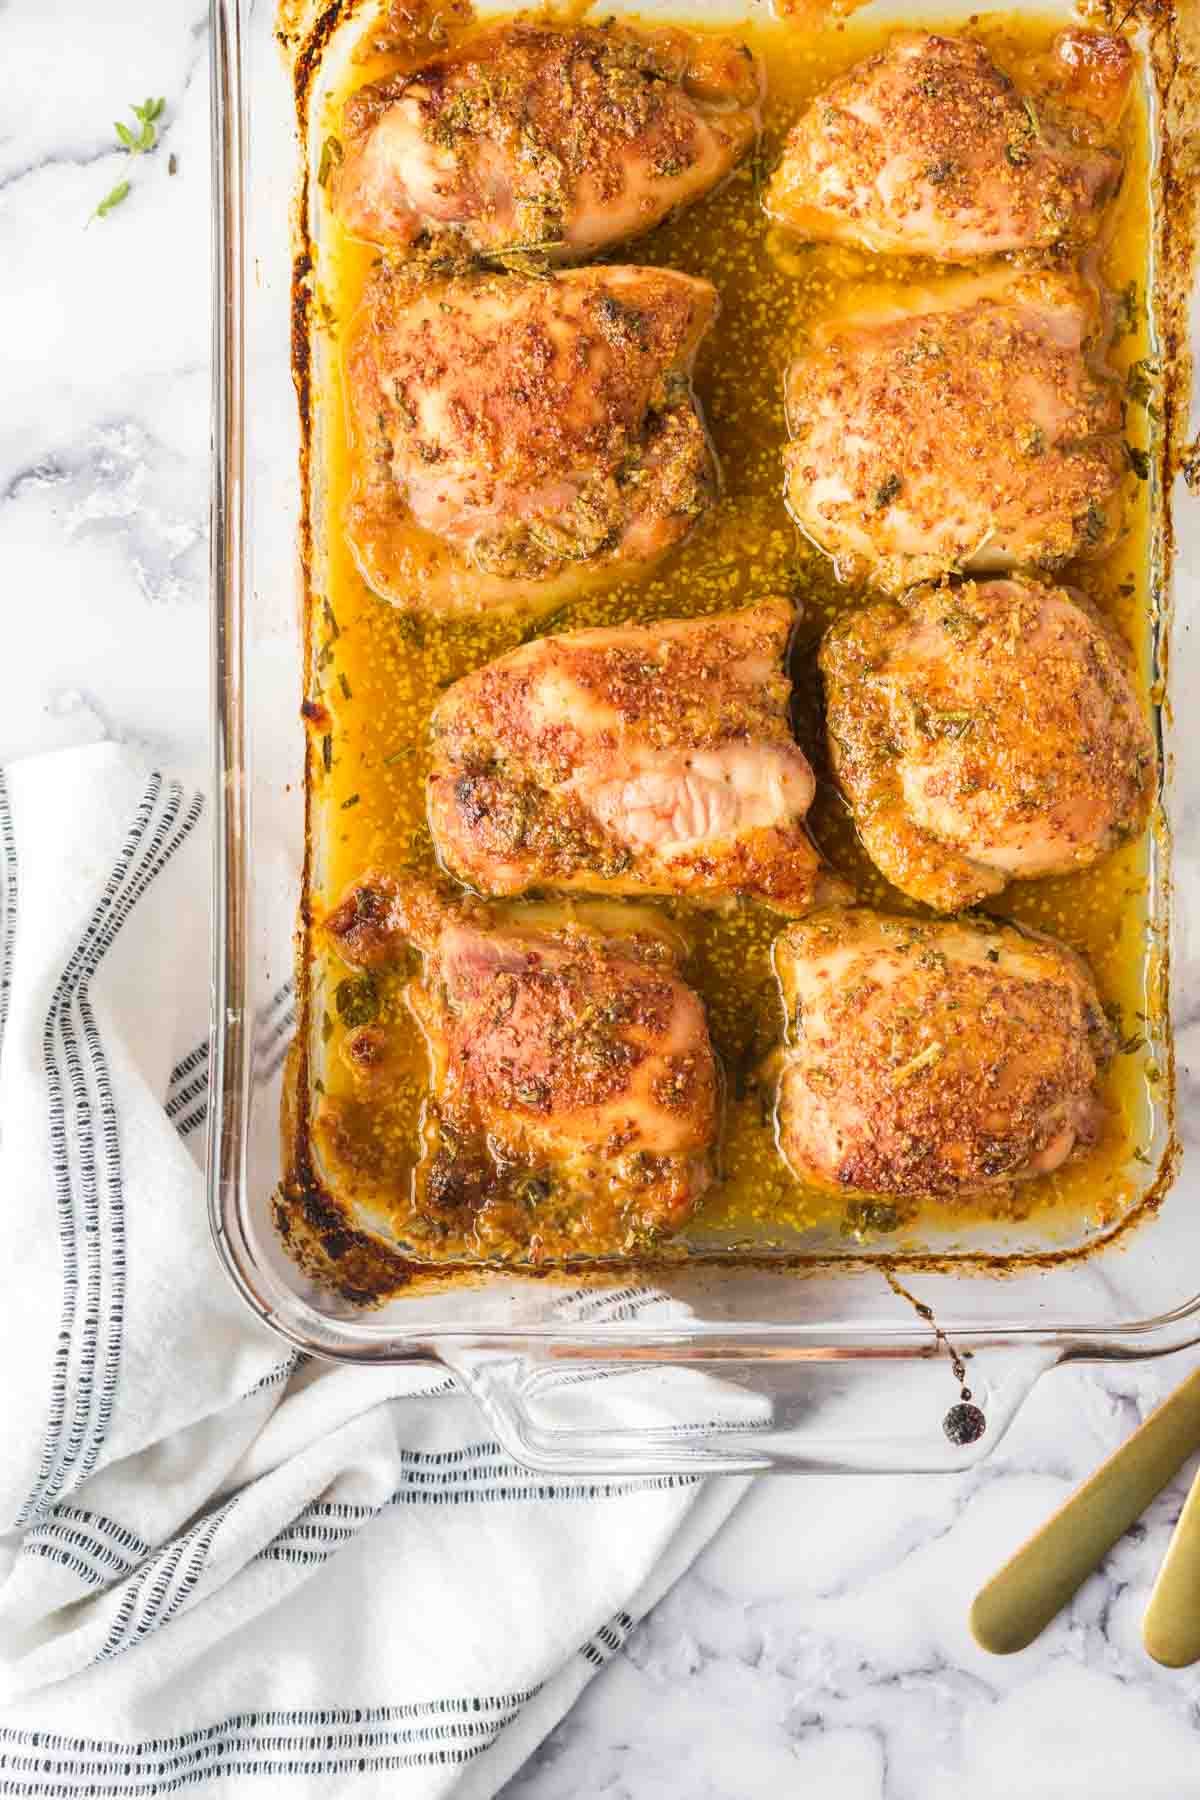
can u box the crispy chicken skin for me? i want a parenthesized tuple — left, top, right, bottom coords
(427, 600, 843, 912)
(333, 20, 763, 257)
(820, 578, 1155, 910)
(783, 267, 1126, 591)
(345, 260, 718, 613)
(773, 908, 1114, 1200)
(323, 875, 719, 1256)
(764, 29, 1131, 260)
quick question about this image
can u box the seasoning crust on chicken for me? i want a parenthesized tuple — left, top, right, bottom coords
(783, 268, 1126, 591)
(820, 577, 1155, 911)
(773, 908, 1115, 1201)
(345, 260, 718, 613)
(333, 19, 763, 257)
(323, 874, 719, 1258)
(765, 29, 1131, 261)
(428, 600, 842, 912)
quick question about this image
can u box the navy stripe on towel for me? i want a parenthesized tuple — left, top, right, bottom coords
(0, 1691, 535, 1795)
(20, 777, 203, 1526)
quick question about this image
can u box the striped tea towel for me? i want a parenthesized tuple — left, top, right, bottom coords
(0, 743, 751, 1799)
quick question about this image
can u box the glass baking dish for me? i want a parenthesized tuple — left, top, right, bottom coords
(208, 0, 1200, 1472)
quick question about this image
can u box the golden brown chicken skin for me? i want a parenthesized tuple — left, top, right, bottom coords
(820, 578, 1155, 911)
(323, 876, 719, 1258)
(333, 20, 763, 257)
(345, 260, 718, 613)
(783, 268, 1126, 591)
(428, 600, 844, 913)
(773, 909, 1115, 1202)
(765, 28, 1130, 261)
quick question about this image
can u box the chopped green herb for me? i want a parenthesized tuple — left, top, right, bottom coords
(335, 974, 379, 1028)
(384, 745, 414, 765)
(891, 1041, 944, 1083)
(317, 135, 344, 188)
(393, 613, 425, 646)
(321, 1010, 334, 1043)
(842, 1199, 901, 1240)
(513, 1173, 551, 1208)
(912, 702, 974, 741)
(1127, 358, 1161, 417)
(487, 246, 560, 279)
(520, 605, 568, 644)
(341, 793, 360, 810)
(873, 472, 902, 510)
(338, 671, 353, 701)
(322, 598, 340, 639)
(939, 607, 979, 642)
(1128, 445, 1151, 481)
(321, 734, 332, 773)
(748, 149, 772, 204)
(1081, 499, 1108, 546)
(1115, 279, 1140, 338)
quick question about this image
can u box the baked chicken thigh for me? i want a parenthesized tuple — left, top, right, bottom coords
(820, 577, 1154, 910)
(783, 268, 1126, 590)
(765, 28, 1131, 260)
(773, 909, 1114, 1200)
(324, 875, 719, 1256)
(346, 261, 718, 612)
(334, 19, 763, 258)
(428, 600, 839, 912)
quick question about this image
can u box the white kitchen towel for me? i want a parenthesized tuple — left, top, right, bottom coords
(0, 742, 751, 1800)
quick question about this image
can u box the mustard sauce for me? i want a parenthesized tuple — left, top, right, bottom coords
(304, 9, 1162, 1259)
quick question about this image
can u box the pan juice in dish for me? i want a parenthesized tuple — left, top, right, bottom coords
(293, 3, 1167, 1275)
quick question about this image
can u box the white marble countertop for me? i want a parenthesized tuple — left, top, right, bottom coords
(6, 0, 1200, 1794)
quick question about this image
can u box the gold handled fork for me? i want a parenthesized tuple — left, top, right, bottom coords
(971, 1367, 1200, 1656)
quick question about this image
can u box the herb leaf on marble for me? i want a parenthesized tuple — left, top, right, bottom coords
(90, 180, 131, 222)
(116, 96, 166, 156)
(92, 97, 166, 223)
